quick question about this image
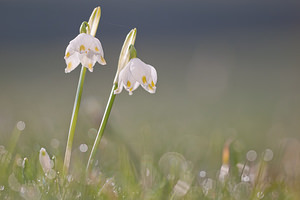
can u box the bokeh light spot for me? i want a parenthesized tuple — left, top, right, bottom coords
(16, 121, 25, 131)
(246, 150, 257, 162)
(79, 144, 88, 153)
(263, 149, 273, 162)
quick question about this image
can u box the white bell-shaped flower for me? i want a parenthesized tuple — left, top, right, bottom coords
(39, 148, 52, 174)
(114, 58, 157, 95)
(64, 33, 106, 73)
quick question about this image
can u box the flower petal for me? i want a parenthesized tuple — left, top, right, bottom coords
(129, 58, 152, 86)
(150, 65, 157, 85)
(64, 33, 106, 73)
(65, 52, 80, 73)
(129, 58, 157, 94)
(141, 64, 157, 93)
(115, 64, 140, 95)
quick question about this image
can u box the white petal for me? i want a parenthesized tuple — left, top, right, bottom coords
(141, 64, 157, 93)
(69, 33, 96, 52)
(115, 64, 140, 95)
(65, 33, 106, 73)
(129, 58, 157, 94)
(114, 82, 124, 94)
(129, 58, 152, 86)
(39, 148, 52, 174)
(79, 52, 97, 72)
(65, 52, 80, 73)
(150, 65, 157, 85)
(114, 65, 129, 94)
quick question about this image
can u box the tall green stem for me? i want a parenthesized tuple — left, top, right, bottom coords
(86, 81, 117, 172)
(63, 67, 87, 176)
(86, 28, 137, 173)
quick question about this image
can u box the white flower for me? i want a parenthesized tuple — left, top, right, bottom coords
(114, 58, 157, 95)
(64, 33, 106, 73)
(39, 148, 52, 174)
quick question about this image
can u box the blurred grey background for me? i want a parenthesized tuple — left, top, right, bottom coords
(1, 0, 300, 168)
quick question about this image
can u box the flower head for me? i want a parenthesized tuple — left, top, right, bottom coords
(64, 33, 106, 73)
(114, 57, 157, 95)
(39, 148, 52, 174)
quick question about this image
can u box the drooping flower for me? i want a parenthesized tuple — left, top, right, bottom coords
(64, 33, 106, 73)
(39, 148, 52, 174)
(114, 57, 157, 95)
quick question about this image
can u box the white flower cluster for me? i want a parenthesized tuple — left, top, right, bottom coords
(64, 33, 106, 73)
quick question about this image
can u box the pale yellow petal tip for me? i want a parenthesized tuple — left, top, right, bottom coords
(65, 52, 70, 58)
(101, 56, 107, 65)
(41, 149, 46, 156)
(132, 28, 137, 35)
(96, 6, 101, 17)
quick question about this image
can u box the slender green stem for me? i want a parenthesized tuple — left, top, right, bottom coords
(63, 67, 87, 176)
(86, 82, 117, 172)
(7, 124, 23, 154)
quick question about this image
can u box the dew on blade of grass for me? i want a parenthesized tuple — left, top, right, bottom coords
(241, 174, 250, 182)
(246, 150, 257, 162)
(173, 179, 191, 197)
(16, 121, 25, 131)
(218, 164, 229, 182)
(202, 178, 215, 196)
(199, 170, 206, 178)
(263, 149, 273, 162)
(257, 191, 264, 199)
(79, 144, 88, 153)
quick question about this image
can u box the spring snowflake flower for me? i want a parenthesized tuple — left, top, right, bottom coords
(114, 58, 157, 95)
(64, 33, 106, 73)
(39, 148, 52, 174)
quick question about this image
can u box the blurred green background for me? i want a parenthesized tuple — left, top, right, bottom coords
(1, 0, 300, 175)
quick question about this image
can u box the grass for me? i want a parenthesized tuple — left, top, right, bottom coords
(1, 27, 300, 199)
(0, 115, 300, 199)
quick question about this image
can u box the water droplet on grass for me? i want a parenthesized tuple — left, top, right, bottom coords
(79, 144, 88, 152)
(257, 191, 264, 199)
(246, 150, 257, 162)
(263, 149, 273, 162)
(202, 178, 215, 196)
(199, 170, 206, 178)
(173, 180, 190, 197)
(16, 121, 25, 131)
(241, 174, 250, 182)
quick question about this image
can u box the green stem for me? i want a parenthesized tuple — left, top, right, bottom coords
(63, 67, 87, 176)
(86, 82, 117, 172)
